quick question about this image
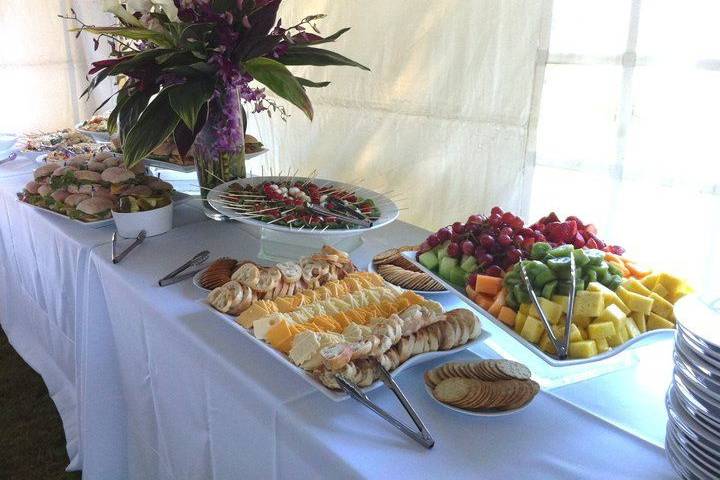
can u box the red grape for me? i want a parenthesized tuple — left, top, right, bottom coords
(513, 235, 524, 246)
(506, 248, 522, 263)
(511, 217, 524, 230)
(535, 233, 546, 242)
(520, 228, 535, 238)
(418, 241, 431, 253)
(452, 222, 465, 234)
(479, 234, 495, 249)
(485, 265, 504, 277)
(461, 240, 476, 255)
(501, 212, 515, 225)
(498, 234, 512, 247)
(500, 227, 513, 237)
(566, 215, 584, 228)
(467, 272, 479, 289)
(586, 238, 598, 249)
(488, 214, 501, 227)
(437, 227, 452, 241)
(467, 214, 484, 224)
(477, 253, 494, 266)
(522, 237, 535, 250)
(447, 242, 461, 258)
(474, 246, 487, 259)
(491, 206, 503, 215)
(572, 233, 585, 248)
(427, 233, 440, 247)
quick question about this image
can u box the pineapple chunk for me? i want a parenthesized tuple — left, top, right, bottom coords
(579, 327, 589, 340)
(595, 337, 610, 353)
(668, 282, 693, 304)
(647, 312, 674, 331)
(551, 323, 583, 343)
(616, 287, 654, 315)
(587, 282, 630, 315)
(641, 273, 660, 290)
(520, 316, 545, 343)
(514, 311, 528, 334)
(528, 298, 563, 324)
(573, 291, 605, 317)
(588, 321, 616, 340)
(569, 340, 598, 359)
(519, 303, 531, 315)
(657, 272, 685, 297)
(551, 295, 569, 313)
(631, 311, 647, 333)
(651, 282, 669, 299)
(597, 304, 626, 326)
(539, 332, 556, 354)
(572, 315, 592, 329)
(623, 278, 653, 297)
(650, 292, 674, 319)
(625, 316, 641, 339)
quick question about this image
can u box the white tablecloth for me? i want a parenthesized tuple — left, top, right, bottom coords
(82, 219, 676, 479)
(0, 153, 208, 470)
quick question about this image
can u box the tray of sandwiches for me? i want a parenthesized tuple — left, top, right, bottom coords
(200, 245, 487, 401)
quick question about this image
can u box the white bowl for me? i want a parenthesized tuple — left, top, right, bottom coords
(112, 202, 173, 238)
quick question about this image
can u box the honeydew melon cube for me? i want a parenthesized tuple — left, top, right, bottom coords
(587, 282, 630, 315)
(520, 316, 545, 343)
(514, 312, 528, 334)
(551, 295, 569, 313)
(625, 316, 641, 339)
(616, 287, 654, 315)
(528, 298, 563, 324)
(641, 273, 660, 290)
(650, 292, 674, 319)
(588, 321, 616, 340)
(647, 312, 675, 330)
(631, 311, 647, 333)
(595, 337, 610, 353)
(623, 278, 653, 297)
(573, 291, 605, 317)
(569, 340, 598, 359)
(597, 304, 626, 326)
(652, 282, 669, 299)
(519, 303, 531, 315)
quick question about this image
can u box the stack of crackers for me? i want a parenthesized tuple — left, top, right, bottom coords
(425, 360, 539, 412)
(373, 247, 445, 292)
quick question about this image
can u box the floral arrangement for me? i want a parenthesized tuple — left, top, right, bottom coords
(62, 0, 368, 167)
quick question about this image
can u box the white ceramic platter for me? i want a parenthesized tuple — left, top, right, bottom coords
(207, 176, 399, 236)
(424, 384, 532, 417)
(202, 300, 490, 402)
(401, 251, 675, 367)
(367, 260, 448, 295)
(144, 148, 268, 173)
(18, 191, 192, 228)
(75, 123, 111, 143)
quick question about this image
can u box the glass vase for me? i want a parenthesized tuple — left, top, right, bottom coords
(193, 86, 246, 220)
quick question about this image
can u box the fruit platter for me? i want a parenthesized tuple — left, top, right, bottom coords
(75, 115, 110, 142)
(404, 207, 691, 366)
(200, 245, 487, 400)
(22, 129, 95, 151)
(206, 176, 399, 235)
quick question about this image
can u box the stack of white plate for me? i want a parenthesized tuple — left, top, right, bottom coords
(666, 296, 720, 479)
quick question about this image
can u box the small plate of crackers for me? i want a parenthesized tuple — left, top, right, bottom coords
(371, 247, 447, 294)
(424, 359, 539, 416)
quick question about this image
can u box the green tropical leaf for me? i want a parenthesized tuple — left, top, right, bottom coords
(307, 27, 351, 45)
(122, 88, 181, 167)
(243, 57, 314, 120)
(296, 77, 331, 88)
(107, 89, 130, 134)
(279, 45, 370, 71)
(168, 79, 215, 130)
(79, 26, 173, 48)
(118, 88, 156, 142)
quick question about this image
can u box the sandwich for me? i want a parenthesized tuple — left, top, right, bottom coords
(71, 196, 114, 221)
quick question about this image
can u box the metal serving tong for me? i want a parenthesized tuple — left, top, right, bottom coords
(112, 230, 146, 264)
(305, 197, 373, 228)
(335, 359, 435, 449)
(518, 253, 577, 360)
(158, 250, 210, 287)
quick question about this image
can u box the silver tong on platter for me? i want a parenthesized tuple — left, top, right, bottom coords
(112, 230, 146, 264)
(518, 253, 577, 360)
(305, 197, 373, 228)
(158, 250, 210, 286)
(335, 359, 435, 449)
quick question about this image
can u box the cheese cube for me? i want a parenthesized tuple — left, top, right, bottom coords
(595, 337, 610, 353)
(520, 316, 545, 343)
(647, 312, 675, 331)
(588, 321, 616, 340)
(650, 292, 674, 319)
(623, 278, 653, 297)
(587, 282, 631, 315)
(528, 298, 563, 324)
(569, 340, 598, 359)
(237, 300, 280, 328)
(651, 282, 669, 299)
(625, 316, 641, 339)
(616, 287, 654, 315)
(573, 291, 605, 317)
(631, 311, 647, 333)
(597, 304, 626, 326)
(514, 311, 528, 334)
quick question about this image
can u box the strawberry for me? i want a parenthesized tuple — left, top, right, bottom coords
(546, 211, 560, 223)
(572, 232, 585, 248)
(586, 238, 599, 249)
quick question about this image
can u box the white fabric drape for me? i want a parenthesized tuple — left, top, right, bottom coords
(251, 0, 551, 230)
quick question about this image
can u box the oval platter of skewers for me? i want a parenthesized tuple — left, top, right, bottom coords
(206, 176, 399, 235)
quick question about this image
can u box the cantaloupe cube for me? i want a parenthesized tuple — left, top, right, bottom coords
(488, 289, 507, 317)
(551, 295, 569, 313)
(475, 294, 494, 310)
(587, 282, 630, 315)
(573, 291, 605, 317)
(630, 311, 646, 333)
(528, 298, 563, 324)
(647, 312, 674, 330)
(651, 282, 669, 299)
(465, 285, 478, 302)
(625, 316, 641, 339)
(650, 292, 674, 319)
(514, 312, 528, 334)
(616, 287, 654, 315)
(623, 278, 653, 297)
(520, 316, 545, 343)
(474, 275, 503, 295)
(497, 306, 516, 327)
(588, 321, 616, 340)
(519, 303, 531, 315)
(569, 341, 598, 359)
(595, 337, 610, 353)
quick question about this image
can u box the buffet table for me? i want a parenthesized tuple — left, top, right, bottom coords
(0, 155, 677, 479)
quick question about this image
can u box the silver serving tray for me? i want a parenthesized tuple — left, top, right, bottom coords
(144, 148, 268, 173)
(401, 251, 673, 367)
